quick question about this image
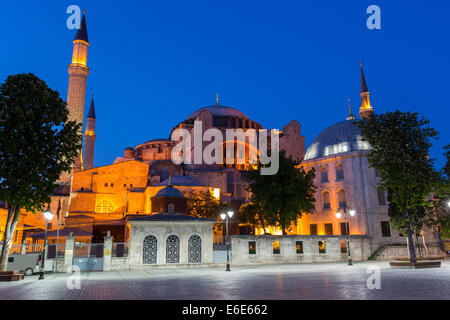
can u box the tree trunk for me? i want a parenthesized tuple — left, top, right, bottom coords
(421, 231, 429, 257)
(405, 216, 417, 263)
(415, 233, 422, 258)
(401, 195, 416, 263)
(0, 206, 20, 271)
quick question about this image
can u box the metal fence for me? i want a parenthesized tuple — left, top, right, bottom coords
(8, 244, 22, 254)
(74, 242, 104, 258)
(213, 235, 230, 250)
(112, 243, 129, 257)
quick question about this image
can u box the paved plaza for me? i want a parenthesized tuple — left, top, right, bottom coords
(0, 260, 449, 300)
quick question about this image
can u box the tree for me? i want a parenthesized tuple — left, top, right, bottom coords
(0, 73, 81, 270)
(238, 202, 273, 234)
(186, 190, 227, 219)
(427, 145, 450, 241)
(357, 111, 439, 262)
(244, 150, 316, 234)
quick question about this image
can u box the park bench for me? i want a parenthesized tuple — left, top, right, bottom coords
(0, 270, 25, 282)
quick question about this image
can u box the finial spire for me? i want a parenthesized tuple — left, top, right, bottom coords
(346, 99, 356, 120)
(74, 11, 89, 43)
(359, 61, 374, 119)
(87, 95, 96, 119)
(216, 92, 219, 106)
(360, 61, 368, 93)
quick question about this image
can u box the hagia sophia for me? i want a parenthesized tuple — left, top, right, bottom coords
(0, 13, 438, 254)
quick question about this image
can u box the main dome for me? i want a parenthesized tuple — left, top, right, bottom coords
(304, 119, 371, 161)
(186, 105, 249, 120)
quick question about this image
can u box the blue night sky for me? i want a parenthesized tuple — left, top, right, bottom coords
(1, 0, 449, 168)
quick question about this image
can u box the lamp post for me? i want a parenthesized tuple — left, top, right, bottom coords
(220, 210, 234, 271)
(335, 203, 355, 266)
(39, 204, 54, 280)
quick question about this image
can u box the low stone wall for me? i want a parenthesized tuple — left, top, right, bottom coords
(231, 235, 371, 266)
(110, 257, 131, 271)
(373, 245, 444, 260)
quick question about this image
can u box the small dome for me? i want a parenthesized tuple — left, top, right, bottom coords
(304, 119, 371, 161)
(158, 175, 205, 187)
(154, 185, 184, 198)
(125, 146, 134, 151)
(186, 105, 249, 120)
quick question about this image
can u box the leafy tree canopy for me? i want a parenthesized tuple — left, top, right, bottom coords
(244, 150, 316, 234)
(0, 73, 81, 212)
(357, 111, 440, 261)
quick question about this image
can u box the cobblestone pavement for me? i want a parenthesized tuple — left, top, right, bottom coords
(0, 260, 449, 300)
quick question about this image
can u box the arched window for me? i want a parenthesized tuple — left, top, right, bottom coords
(322, 191, 331, 210)
(143, 235, 157, 264)
(168, 203, 175, 214)
(335, 164, 344, 181)
(320, 167, 329, 183)
(188, 235, 202, 263)
(166, 235, 180, 263)
(337, 189, 347, 209)
(95, 200, 113, 213)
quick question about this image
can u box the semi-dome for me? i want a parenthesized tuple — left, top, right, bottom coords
(304, 119, 371, 161)
(186, 105, 249, 120)
(154, 185, 184, 198)
(158, 175, 205, 187)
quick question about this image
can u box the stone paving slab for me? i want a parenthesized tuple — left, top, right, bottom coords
(0, 261, 449, 300)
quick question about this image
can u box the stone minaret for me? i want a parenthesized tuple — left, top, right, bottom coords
(67, 12, 90, 171)
(359, 62, 374, 119)
(83, 97, 96, 170)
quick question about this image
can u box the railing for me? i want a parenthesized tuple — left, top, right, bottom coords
(74, 242, 104, 258)
(213, 235, 229, 250)
(112, 243, 129, 258)
(8, 244, 22, 254)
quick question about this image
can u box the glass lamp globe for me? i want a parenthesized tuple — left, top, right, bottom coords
(227, 211, 234, 218)
(349, 209, 356, 217)
(335, 212, 342, 219)
(43, 210, 54, 221)
(220, 213, 226, 220)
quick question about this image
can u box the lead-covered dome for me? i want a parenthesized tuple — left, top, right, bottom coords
(154, 185, 184, 198)
(186, 105, 249, 120)
(304, 119, 371, 161)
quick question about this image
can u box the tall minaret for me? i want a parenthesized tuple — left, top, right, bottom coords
(359, 61, 374, 119)
(83, 97, 96, 170)
(67, 12, 90, 171)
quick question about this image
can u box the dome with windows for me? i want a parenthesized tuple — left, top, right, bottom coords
(304, 118, 371, 161)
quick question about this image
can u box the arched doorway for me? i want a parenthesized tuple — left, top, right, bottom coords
(143, 235, 157, 264)
(188, 235, 201, 263)
(166, 235, 180, 263)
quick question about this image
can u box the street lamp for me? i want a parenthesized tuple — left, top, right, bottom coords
(220, 210, 234, 271)
(335, 203, 355, 266)
(447, 200, 450, 208)
(39, 204, 53, 280)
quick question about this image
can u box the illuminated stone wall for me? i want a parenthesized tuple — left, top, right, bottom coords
(231, 235, 371, 265)
(128, 219, 215, 267)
